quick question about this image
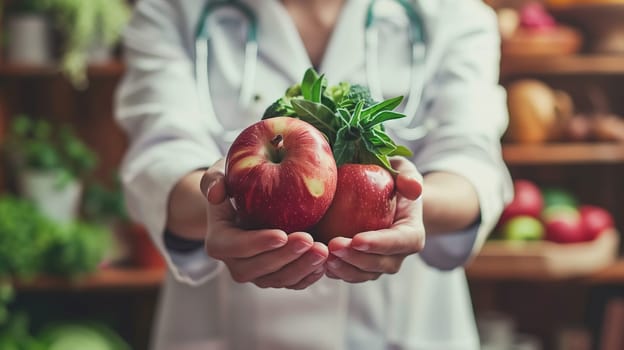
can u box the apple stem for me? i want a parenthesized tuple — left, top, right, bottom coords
(271, 135, 283, 148)
(269, 135, 286, 163)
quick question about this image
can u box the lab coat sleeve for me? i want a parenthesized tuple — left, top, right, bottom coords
(415, 0, 513, 270)
(115, 0, 223, 285)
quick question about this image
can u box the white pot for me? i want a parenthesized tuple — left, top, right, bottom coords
(6, 14, 52, 65)
(19, 170, 83, 224)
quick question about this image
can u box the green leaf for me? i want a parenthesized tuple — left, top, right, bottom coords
(362, 130, 396, 154)
(350, 100, 365, 127)
(365, 138, 397, 161)
(333, 126, 359, 166)
(326, 82, 351, 105)
(389, 145, 413, 157)
(321, 94, 337, 112)
(364, 111, 406, 128)
(311, 74, 326, 103)
(359, 149, 398, 175)
(291, 99, 338, 141)
(336, 108, 351, 126)
(361, 96, 404, 120)
(301, 68, 320, 100)
(368, 128, 397, 147)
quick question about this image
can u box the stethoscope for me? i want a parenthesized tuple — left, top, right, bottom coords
(195, 0, 434, 142)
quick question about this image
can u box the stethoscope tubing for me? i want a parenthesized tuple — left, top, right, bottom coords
(194, 0, 435, 143)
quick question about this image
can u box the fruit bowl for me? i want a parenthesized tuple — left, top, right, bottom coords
(551, 3, 624, 53)
(466, 229, 619, 280)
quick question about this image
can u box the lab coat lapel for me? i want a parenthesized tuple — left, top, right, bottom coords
(318, 0, 368, 84)
(249, 0, 312, 84)
(248, 0, 368, 85)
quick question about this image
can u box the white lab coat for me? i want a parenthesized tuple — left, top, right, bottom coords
(115, 0, 513, 349)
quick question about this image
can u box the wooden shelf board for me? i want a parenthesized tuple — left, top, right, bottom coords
(502, 142, 624, 165)
(10, 267, 165, 292)
(467, 259, 624, 285)
(466, 230, 621, 283)
(587, 260, 624, 284)
(0, 62, 125, 78)
(7, 262, 624, 289)
(501, 55, 624, 77)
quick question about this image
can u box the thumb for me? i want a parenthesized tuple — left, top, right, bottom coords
(200, 159, 227, 204)
(396, 174, 422, 201)
(390, 157, 423, 200)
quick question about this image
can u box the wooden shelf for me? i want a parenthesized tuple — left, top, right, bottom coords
(501, 55, 624, 78)
(0, 62, 125, 78)
(10, 267, 165, 292)
(466, 230, 621, 283)
(468, 259, 624, 285)
(502, 142, 624, 165)
(8, 259, 624, 289)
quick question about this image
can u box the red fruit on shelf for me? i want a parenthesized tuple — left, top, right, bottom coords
(543, 206, 585, 243)
(499, 179, 544, 225)
(580, 205, 614, 241)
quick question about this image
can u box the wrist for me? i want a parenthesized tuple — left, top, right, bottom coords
(422, 172, 480, 234)
(166, 170, 208, 240)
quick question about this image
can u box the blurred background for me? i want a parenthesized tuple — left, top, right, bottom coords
(0, 0, 624, 349)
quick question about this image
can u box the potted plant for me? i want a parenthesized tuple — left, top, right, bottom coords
(2, 115, 97, 223)
(43, 0, 131, 88)
(4, 0, 53, 65)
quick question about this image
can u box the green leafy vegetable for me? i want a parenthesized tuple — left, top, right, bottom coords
(262, 68, 413, 173)
(3, 116, 97, 187)
(0, 196, 110, 279)
(0, 312, 46, 350)
(262, 84, 303, 119)
(39, 322, 130, 350)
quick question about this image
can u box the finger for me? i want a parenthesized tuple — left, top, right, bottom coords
(390, 157, 423, 200)
(207, 177, 227, 204)
(350, 223, 425, 256)
(254, 243, 328, 288)
(396, 173, 422, 200)
(226, 232, 315, 283)
(200, 159, 227, 204)
(326, 255, 382, 283)
(205, 227, 288, 259)
(325, 269, 340, 279)
(329, 238, 404, 274)
(288, 266, 326, 290)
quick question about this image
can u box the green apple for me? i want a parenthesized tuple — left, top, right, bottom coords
(501, 216, 545, 241)
(542, 188, 578, 209)
(541, 204, 579, 222)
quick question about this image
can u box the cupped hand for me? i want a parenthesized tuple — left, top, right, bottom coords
(200, 159, 328, 290)
(325, 157, 425, 283)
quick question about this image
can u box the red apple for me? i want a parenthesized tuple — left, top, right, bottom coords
(580, 205, 614, 241)
(225, 117, 337, 233)
(543, 206, 585, 243)
(313, 164, 396, 243)
(498, 179, 544, 226)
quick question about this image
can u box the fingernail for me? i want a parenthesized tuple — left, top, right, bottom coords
(293, 240, 312, 254)
(311, 253, 325, 266)
(205, 180, 217, 196)
(270, 238, 287, 248)
(332, 249, 347, 258)
(353, 243, 369, 252)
